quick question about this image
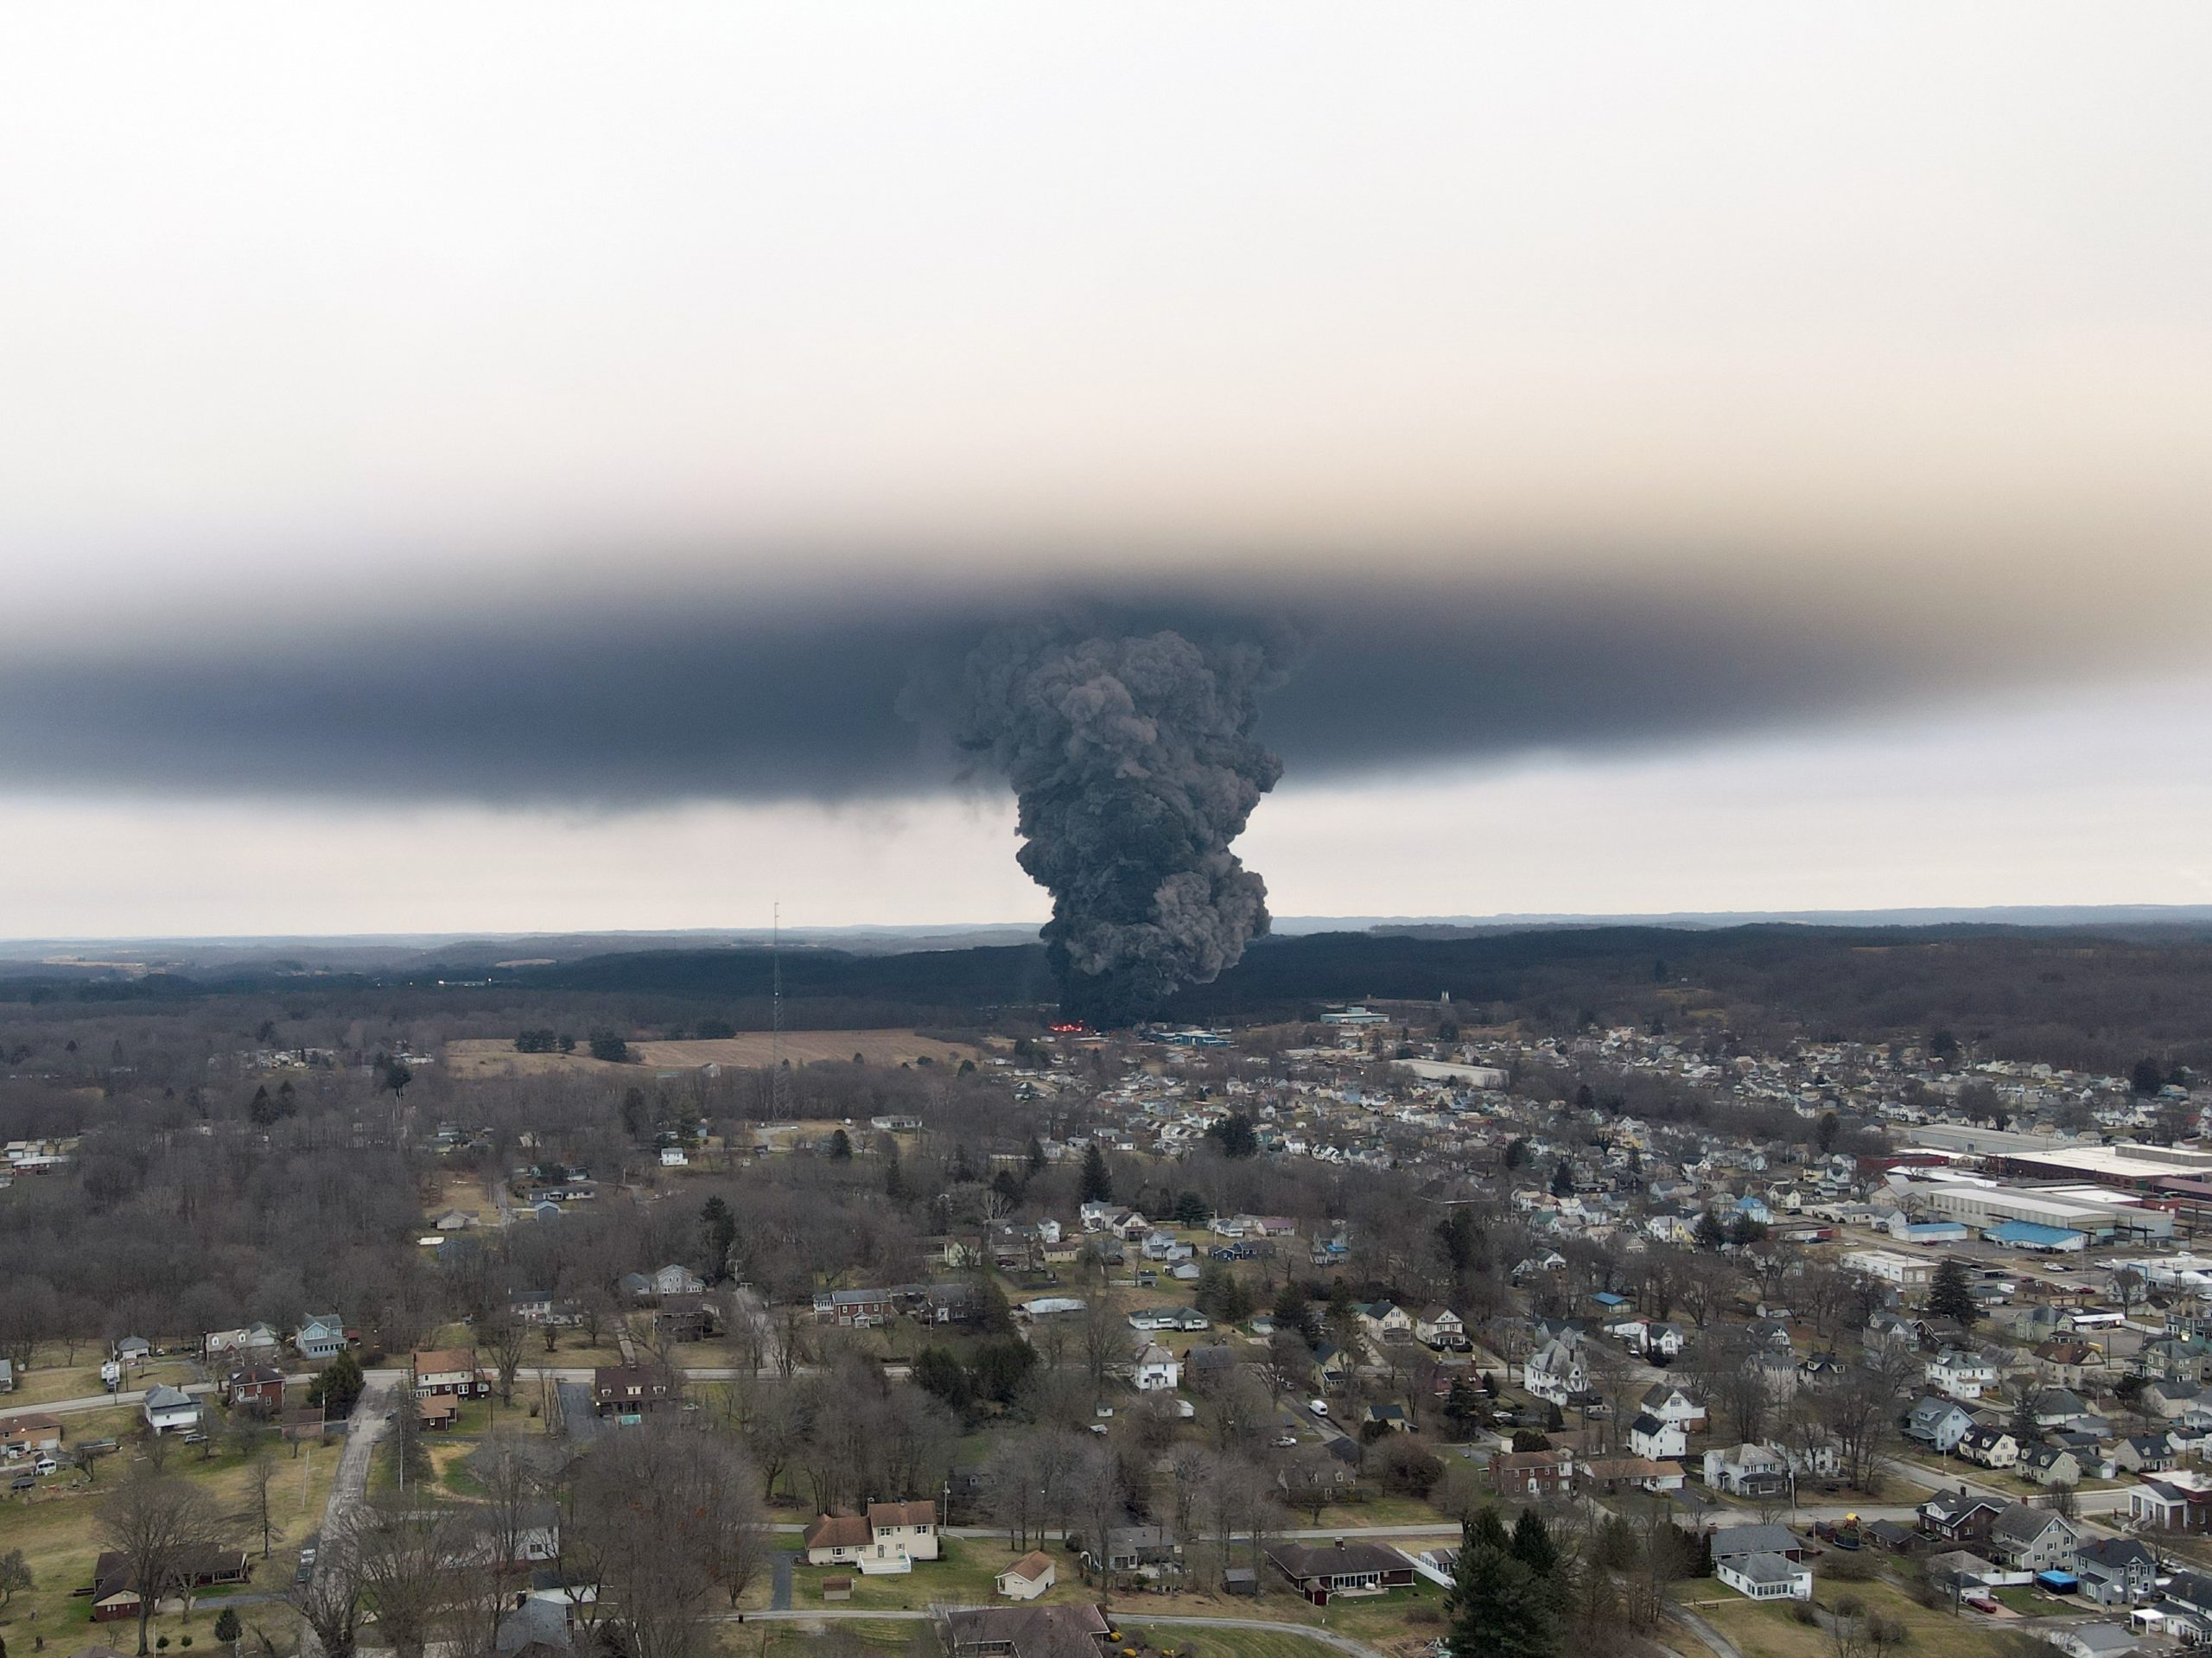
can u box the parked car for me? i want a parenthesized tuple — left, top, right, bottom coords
(1273, 1433, 1299, 1448)
(1308, 1398, 1330, 1417)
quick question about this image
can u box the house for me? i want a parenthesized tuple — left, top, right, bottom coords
(1927, 1349, 1998, 1402)
(1715, 1552, 1812, 1602)
(1363, 1402, 1412, 1433)
(1640, 1382, 1707, 1430)
(658, 1147, 687, 1167)
(2128, 1471, 2212, 1531)
(1955, 1426, 2019, 1470)
(1919, 1487, 2005, 1545)
(223, 1365, 288, 1411)
(1133, 1344, 1180, 1392)
(1904, 1397, 1975, 1454)
(623, 1264, 706, 1300)
(1, 1413, 64, 1456)
(1357, 1303, 1414, 1347)
(2034, 1340, 2107, 1388)
(942, 1604, 1110, 1658)
(1576, 1456, 1685, 1494)
(294, 1314, 347, 1362)
(411, 1349, 486, 1397)
(1415, 1307, 1468, 1350)
(1704, 1443, 1790, 1498)
(1084, 1525, 1181, 1582)
(995, 1551, 1056, 1601)
(1489, 1448, 1575, 1497)
(802, 1501, 940, 1572)
(1523, 1338, 1587, 1407)
(868, 1499, 940, 1562)
(143, 1385, 200, 1434)
(2045, 1626, 2139, 1658)
(508, 1291, 581, 1327)
(90, 1548, 251, 1620)
(1627, 1412, 1687, 1460)
(1708, 1525, 1809, 1564)
(590, 1365, 675, 1417)
(802, 1514, 874, 1569)
(113, 1336, 152, 1367)
(1266, 1540, 1416, 1605)
(2115, 1433, 2177, 1474)
(1987, 1503, 2079, 1572)
(203, 1324, 282, 1363)
(2018, 1443, 2083, 1489)
(814, 1288, 897, 1328)
(2075, 1538, 2159, 1606)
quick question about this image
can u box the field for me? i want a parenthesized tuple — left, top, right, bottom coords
(1696, 1578, 2009, 1658)
(0, 1414, 334, 1648)
(1, 1345, 203, 1409)
(444, 1030, 984, 1079)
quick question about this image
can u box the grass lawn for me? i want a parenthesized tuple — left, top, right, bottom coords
(791, 1539, 1065, 1612)
(1698, 1577, 2009, 1658)
(1117, 1573, 1450, 1649)
(720, 1620, 920, 1658)
(0, 1425, 334, 1650)
(1297, 1496, 1450, 1528)
(1124, 1629, 1359, 1658)
(3, 1347, 204, 1409)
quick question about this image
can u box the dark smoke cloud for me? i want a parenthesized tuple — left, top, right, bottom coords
(930, 626, 1290, 1023)
(0, 569, 2058, 809)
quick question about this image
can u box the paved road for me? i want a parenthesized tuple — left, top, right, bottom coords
(313, 1373, 401, 1585)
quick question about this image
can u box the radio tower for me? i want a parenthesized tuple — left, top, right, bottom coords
(770, 902, 791, 1119)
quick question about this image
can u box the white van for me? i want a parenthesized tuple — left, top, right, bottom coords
(1307, 1398, 1330, 1418)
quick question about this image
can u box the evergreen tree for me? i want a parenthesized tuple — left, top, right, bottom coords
(1928, 1256, 1979, 1325)
(1693, 1210, 1727, 1251)
(1080, 1144, 1113, 1203)
(828, 1128, 853, 1161)
(699, 1196, 738, 1282)
(1203, 1115, 1259, 1158)
(1027, 1135, 1046, 1174)
(307, 1350, 365, 1417)
(1510, 1507, 1559, 1580)
(1548, 1159, 1573, 1197)
(884, 1145, 906, 1203)
(1449, 1509, 1557, 1658)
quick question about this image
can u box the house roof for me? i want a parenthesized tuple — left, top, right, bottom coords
(1268, 1540, 1408, 1579)
(804, 1513, 869, 1550)
(868, 1500, 938, 1529)
(999, 1550, 1055, 1583)
(1992, 1502, 2065, 1545)
(1726, 1552, 1806, 1586)
(1711, 1524, 1799, 1560)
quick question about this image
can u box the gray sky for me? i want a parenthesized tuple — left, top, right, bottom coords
(1, 5, 2207, 935)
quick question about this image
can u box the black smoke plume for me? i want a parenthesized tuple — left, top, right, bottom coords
(946, 626, 1288, 1026)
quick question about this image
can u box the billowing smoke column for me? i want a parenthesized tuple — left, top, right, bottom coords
(950, 627, 1287, 1026)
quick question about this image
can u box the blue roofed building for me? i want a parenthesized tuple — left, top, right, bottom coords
(1986, 1220, 2089, 1253)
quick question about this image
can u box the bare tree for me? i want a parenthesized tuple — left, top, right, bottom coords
(571, 1420, 764, 1658)
(97, 1471, 232, 1657)
(288, 1529, 365, 1658)
(481, 1318, 528, 1407)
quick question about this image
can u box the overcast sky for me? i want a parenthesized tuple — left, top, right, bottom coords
(1, 5, 2207, 937)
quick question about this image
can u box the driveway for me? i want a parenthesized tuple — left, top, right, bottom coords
(313, 1373, 399, 1583)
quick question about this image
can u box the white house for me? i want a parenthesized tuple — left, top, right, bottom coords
(1415, 1307, 1467, 1349)
(1716, 1552, 1812, 1602)
(658, 1147, 688, 1167)
(1928, 1348, 1999, 1402)
(143, 1384, 200, 1434)
(1640, 1382, 1707, 1430)
(1133, 1344, 1181, 1392)
(1628, 1413, 1688, 1460)
(995, 1551, 1056, 1601)
(1524, 1338, 1587, 1407)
